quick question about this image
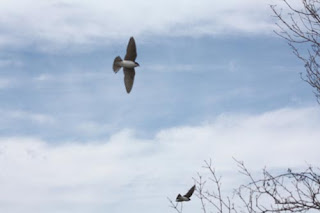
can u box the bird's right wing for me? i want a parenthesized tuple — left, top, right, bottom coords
(124, 37, 137, 61)
(123, 68, 135, 93)
(184, 185, 195, 198)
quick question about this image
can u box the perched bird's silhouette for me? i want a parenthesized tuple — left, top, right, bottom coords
(176, 185, 196, 202)
(113, 37, 140, 93)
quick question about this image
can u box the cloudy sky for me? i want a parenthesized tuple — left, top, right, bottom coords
(0, 0, 319, 213)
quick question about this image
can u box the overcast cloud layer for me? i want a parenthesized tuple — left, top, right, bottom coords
(0, 0, 275, 50)
(0, 107, 319, 213)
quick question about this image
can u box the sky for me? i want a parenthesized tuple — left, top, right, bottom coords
(0, 0, 319, 213)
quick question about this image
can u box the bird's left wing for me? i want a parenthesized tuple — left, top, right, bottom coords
(124, 37, 137, 61)
(123, 68, 135, 93)
(184, 185, 195, 198)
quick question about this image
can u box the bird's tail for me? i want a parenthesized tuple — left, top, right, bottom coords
(113, 56, 122, 73)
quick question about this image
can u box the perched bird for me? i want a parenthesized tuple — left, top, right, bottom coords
(176, 185, 196, 202)
(113, 37, 140, 93)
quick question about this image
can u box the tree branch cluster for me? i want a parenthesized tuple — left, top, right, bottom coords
(271, 0, 320, 103)
(169, 159, 320, 213)
(237, 162, 320, 213)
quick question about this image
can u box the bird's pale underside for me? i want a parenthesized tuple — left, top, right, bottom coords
(113, 37, 139, 93)
(176, 185, 196, 202)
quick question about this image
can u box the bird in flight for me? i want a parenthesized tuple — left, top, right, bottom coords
(113, 37, 140, 93)
(176, 185, 196, 202)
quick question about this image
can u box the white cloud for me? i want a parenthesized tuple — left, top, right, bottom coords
(0, 106, 319, 212)
(0, 78, 12, 89)
(0, 59, 23, 68)
(75, 121, 115, 136)
(0, 109, 55, 124)
(143, 64, 195, 73)
(0, 0, 275, 50)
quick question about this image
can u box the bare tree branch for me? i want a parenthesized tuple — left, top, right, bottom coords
(271, 0, 320, 103)
(169, 159, 320, 213)
(168, 197, 183, 213)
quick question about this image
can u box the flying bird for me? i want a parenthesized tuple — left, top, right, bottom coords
(113, 37, 140, 93)
(176, 185, 196, 202)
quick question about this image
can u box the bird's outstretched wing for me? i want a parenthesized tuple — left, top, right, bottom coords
(184, 185, 195, 198)
(123, 68, 135, 93)
(125, 37, 137, 61)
